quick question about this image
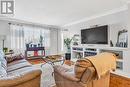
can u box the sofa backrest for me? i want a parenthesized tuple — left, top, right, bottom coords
(74, 59, 93, 79)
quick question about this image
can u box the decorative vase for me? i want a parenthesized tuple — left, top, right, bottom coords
(38, 44, 40, 47)
(65, 53, 71, 60)
(26, 44, 29, 48)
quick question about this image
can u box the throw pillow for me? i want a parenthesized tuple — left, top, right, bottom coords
(0, 59, 7, 70)
(0, 49, 7, 70)
(6, 53, 25, 63)
(0, 49, 5, 57)
(0, 61, 7, 77)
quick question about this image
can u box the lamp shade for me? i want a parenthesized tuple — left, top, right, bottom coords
(0, 35, 6, 40)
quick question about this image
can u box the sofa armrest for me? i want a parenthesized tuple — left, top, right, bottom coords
(80, 67, 96, 84)
(0, 70, 42, 87)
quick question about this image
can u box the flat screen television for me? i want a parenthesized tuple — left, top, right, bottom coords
(81, 25, 108, 44)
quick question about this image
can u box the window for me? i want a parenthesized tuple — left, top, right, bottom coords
(10, 24, 50, 52)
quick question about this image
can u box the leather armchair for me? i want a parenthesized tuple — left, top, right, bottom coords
(0, 59, 42, 87)
(54, 65, 110, 87)
(0, 70, 41, 87)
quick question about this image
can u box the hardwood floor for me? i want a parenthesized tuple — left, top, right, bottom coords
(110, 73, 130, 87)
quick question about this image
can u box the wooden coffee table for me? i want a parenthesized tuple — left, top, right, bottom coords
(64, 60, 75, 66)
(42, 55, 65, 65)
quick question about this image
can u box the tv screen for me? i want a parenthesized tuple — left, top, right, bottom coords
(81, 25, 108, 44)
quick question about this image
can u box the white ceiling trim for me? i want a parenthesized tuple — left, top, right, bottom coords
(63, 5, 128, 27)
(0, 15, 60, 29)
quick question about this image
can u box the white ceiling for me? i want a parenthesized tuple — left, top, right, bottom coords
(11, 0, 128, 26)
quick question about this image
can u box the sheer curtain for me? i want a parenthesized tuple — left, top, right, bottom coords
(10, 24, 25, 50)
(10, 24, 50, 55)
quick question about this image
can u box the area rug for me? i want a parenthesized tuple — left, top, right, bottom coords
(27, 58, 45, 65)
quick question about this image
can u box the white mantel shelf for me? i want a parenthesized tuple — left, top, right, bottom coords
(111, 70, 130, 78)
(71, 45, 129, 51)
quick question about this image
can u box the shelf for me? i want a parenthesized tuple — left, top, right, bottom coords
(72, 50, 84, 53)
(26, 47, 45, 51)
(101, 47, 128, 51)
(84, 51, 97, 53)
(111, 70, 130, 78)
(72, 45, 129, 51)
(116, 59, 123, 62)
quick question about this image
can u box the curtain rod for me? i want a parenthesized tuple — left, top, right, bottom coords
(8, 22, 24, 26)
(8, 22, 51, 30)
(8, 22, 60, 30)
(8, 22, 49, 28)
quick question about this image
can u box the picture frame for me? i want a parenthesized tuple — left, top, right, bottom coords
(116, 29, 128, 48)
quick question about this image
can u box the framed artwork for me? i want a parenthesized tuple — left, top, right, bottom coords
(116, 29, 128, 48)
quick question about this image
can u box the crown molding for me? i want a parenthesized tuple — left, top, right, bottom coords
(0, 15, 60, 29)
(63, 5, 128, 27)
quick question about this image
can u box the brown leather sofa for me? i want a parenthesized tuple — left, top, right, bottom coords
(54, 61, 110, 87)
(0, 58, 42, 87)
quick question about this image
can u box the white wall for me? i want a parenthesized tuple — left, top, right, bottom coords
(109, 23, 127, 46)
(0, 20, 10, 49)
(123, 3, 130, 73)
(62, 10, 128, 51)
(63, 8, 130, 74)
(62, 10, 128, 53)
(63, 10, 127, 39)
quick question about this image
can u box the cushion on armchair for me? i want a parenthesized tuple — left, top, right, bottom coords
(74, 59, 93, 79)
(54, 65, 80, 82)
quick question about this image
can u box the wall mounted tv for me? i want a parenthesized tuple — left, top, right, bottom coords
(81, 25, 108, 44)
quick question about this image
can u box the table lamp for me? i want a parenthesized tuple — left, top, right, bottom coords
(0, 35, 6, 50)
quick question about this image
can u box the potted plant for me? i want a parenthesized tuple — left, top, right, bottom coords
(64, 38, 73, 60)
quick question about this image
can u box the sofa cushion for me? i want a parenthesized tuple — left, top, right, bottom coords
(7, 59, 27, 66)
(0, 61, 7, 77)
(7, 60, 31, 72)
(54, 65, 70, 73)
(0, 69, 41, 87)
(7, 59, 40, 78)
(8, 66, 40, 76)
(54, 65, 80, 82)
(74, 59, 93, 79)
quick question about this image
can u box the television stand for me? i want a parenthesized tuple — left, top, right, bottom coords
(71, 45, 127, 71)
